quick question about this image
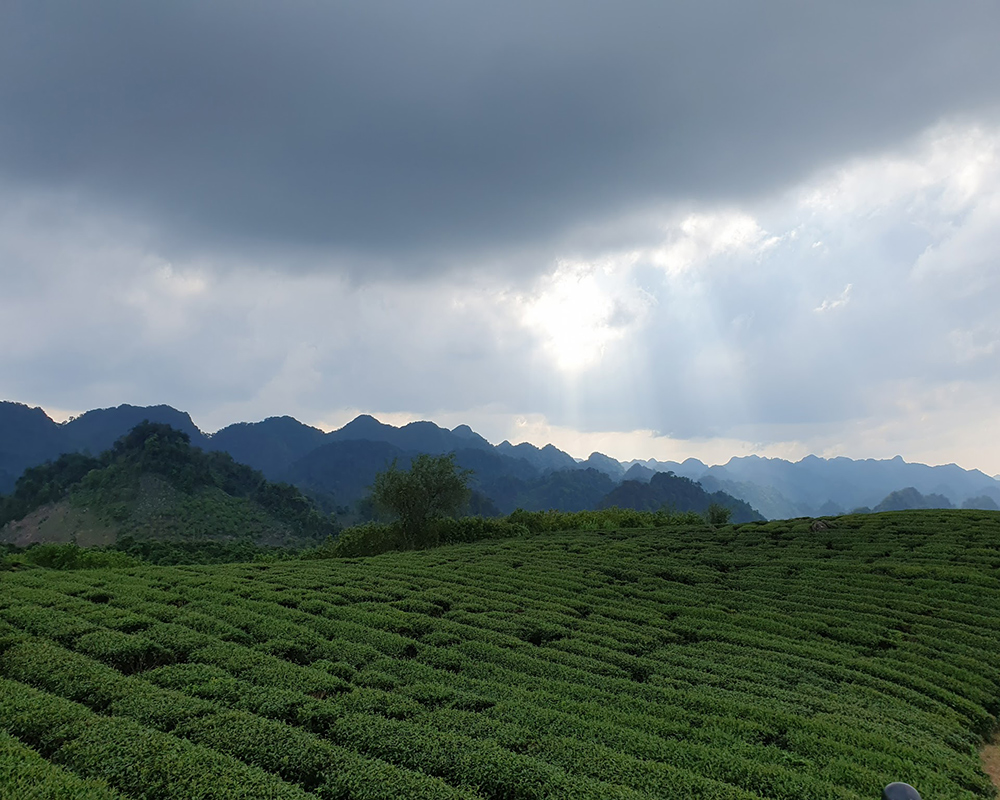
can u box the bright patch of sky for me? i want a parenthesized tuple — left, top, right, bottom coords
(518, 258, 651, 372)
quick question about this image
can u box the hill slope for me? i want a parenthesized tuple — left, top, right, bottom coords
(600, 472, 764, 523)
(0, 422, 336, 548)
(206, 417, 328, 480)
(0, 510, 998, 799)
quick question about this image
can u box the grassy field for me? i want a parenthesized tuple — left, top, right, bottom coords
(1, 510, 999, 799)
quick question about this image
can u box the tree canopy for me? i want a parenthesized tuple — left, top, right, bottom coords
(370, 454, 471, 548)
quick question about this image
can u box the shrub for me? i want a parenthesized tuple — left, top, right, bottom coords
(53, 715, 312, 800)
(506, 507, 703, 533)
(0, 677, 91, 754)
(428, 516, 529, 545)
(19, 543, 138, 570)
(0, 729, 125, 800)
(305, 516, 530, 559)
(315, 522, 404, 558)
(75, 630, 173, 674)
(0, 638, 210, 731)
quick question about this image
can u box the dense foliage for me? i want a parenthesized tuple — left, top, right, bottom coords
(0, 453, 103, 528)
(0, 539, 295, 570)
(600, 471, 763, 523)
(307, 517, 531, 559)
(0, 510, 998, 799)
(311, 506, 724, 559)
(506, 506, 706, 533)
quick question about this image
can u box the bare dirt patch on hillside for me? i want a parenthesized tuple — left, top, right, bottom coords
(0, 501, 117, 547)
(982, 738, 1000, 792)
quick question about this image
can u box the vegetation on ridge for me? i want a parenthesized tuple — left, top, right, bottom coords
(307, 457, 735, 560)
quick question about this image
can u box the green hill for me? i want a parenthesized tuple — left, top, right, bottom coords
(600, 471, 764, 523)
(0, 422, 337, 551)
(0, 509, 998, 798)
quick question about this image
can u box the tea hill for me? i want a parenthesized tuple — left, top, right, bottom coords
(1, 510, 999, 798)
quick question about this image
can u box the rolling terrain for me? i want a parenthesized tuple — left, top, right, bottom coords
(5, 401, 999, 519)
(0, 405, 762, 525)
(1, 510, 999, 799)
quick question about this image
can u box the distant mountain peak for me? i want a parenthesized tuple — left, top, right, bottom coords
(325, 414, 493, 455)
(62, 403, 209, 455)
(401, 420, 438, 430)
(346, 413, 382, 425)
(264, 414, 314, 425)
(582, 452, 625, 478)
(623, 463, 656, 483)
(495, 440, 577, 474)
(335, 414, 391, 436)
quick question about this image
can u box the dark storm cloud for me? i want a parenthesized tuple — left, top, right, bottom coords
(2, 1, 999, 273)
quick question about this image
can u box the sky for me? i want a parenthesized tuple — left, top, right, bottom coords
(2, 2, 1000, 473)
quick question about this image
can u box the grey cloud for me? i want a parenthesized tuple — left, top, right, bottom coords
(2, 2, 999, 275)
(3, 3, 1000, 476)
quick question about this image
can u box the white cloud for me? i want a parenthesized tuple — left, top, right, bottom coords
(797, 124, 999, 217)
(647, 211, 777, 275)
(815, 284, 852, 313)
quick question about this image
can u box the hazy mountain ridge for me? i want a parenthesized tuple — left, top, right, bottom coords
(3, 401, 999, 519)
(0, 403, 753, 520)
(491, 440, 580, 473)
(700, 454, 1000, 516)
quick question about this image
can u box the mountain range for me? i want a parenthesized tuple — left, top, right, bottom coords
(3, 401, 999, 520)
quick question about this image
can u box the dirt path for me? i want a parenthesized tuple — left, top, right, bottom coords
(982, 738, 1000, 792)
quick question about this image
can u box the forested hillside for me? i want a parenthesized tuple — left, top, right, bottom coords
(0, 422, 336, 550)
(600, 471, 761, 522)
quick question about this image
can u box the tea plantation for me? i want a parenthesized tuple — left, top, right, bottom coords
(1, 510, 999, 799)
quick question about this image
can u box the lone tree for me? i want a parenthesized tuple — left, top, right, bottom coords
(704, 502, 733, 527)
(371, 453, 472, 548)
